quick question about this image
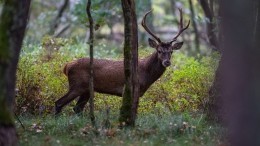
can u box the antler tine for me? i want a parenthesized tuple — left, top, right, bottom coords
(142, 9, 161, 43)
(171, 8, 190, 42)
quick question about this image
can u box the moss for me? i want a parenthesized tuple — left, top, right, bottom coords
(0, 0, 15, 61)
(0, 97, 14, 125)
(0, 0, 16, 126)
(119, 85, 132, 125)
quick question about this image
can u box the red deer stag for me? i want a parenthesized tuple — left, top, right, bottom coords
(55, 9, 190, 115)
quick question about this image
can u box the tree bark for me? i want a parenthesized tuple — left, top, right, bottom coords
(205, 59, 223, 122)
(130, 0, 139, 127)
(119, 0, 139, 127)
(220, 0, 260, 145)
(2, 0, 31, 110)
(86, 0, 95, 126)
(0, 0, 31, 145)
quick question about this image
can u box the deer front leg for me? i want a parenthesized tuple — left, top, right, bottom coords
(73, 91, 90, 114)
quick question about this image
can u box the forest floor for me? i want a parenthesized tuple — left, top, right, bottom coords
(17, 112, 225, 146)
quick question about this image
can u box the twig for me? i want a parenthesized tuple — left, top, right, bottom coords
(14, 113, 25, 130)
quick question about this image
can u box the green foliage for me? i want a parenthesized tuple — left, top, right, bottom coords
(164, 54, 218, 111)
(138, 52, 219, 114)
(16, 49, 69, 114)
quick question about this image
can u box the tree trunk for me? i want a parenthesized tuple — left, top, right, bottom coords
(0, 0, 31, 145)
(201, 0, 220, 122)
(86, 0, 95, 126)
(188, 0, 200, 53)
(130, 0, 139, 127)
(220, 0, 260, 145)
(205, 59, 223, 122)
(49, 0, 69, 36)
(119, 0, 139, 127)
(199, 0, 218, 51)
(1, 0, 31, 110)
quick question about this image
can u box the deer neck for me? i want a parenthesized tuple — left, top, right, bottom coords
(142, 52, 166, 85)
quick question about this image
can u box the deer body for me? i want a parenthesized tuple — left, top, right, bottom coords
(55, 9, 189, 115)
(55, 52, 166, 114)
(66, 54, 166, 97)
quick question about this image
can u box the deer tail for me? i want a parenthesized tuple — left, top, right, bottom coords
(63, 64, 69, 76)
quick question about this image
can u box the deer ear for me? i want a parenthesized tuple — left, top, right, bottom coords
(148, 38, 158, 49)
(172, 42, 183, 50)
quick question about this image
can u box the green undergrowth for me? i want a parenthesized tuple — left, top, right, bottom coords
(16, 37, 220, 115)
(17, 112, 225, 146)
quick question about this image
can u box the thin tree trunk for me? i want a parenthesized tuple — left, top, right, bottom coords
(86, 0, 95, 126)
(0, 0, 31, 145)
(49, 0, 69, 35)
(119, 0, 139, 127)
(130, 0, 139, 127)
(188, 0, 200, 52)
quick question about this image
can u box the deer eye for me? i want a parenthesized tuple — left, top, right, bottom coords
(158, 50, 162, 54)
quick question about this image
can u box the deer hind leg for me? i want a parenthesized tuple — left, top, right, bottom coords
(55, 88, 85, 115)
(73, 91, 90, 114)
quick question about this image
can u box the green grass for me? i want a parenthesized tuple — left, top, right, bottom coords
(17, 112, 225, 146)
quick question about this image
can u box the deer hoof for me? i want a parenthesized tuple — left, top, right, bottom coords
(73, 106, 83, 115)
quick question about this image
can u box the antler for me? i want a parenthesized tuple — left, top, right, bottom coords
(142, 9, 161, 43)
(170, 8, 190, 43)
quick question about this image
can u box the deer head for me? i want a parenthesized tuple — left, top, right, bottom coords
(142, 9, 190, 67)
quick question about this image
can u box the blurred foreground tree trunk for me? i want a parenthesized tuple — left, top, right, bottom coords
(119, 0, 139, 127)
(0, 0, 31, 145)
(86, 0, 96, 126)
(0, 0, 31, 111)
(220, 0, 260, 145)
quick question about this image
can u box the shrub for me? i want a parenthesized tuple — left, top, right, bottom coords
(16, 49, 70, 114)
(138, 53, 219, 114)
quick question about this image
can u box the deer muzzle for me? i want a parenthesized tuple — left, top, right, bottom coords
(162, 60, 171, 67)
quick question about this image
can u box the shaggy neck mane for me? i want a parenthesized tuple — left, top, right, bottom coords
(141, 52, 166, 85)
